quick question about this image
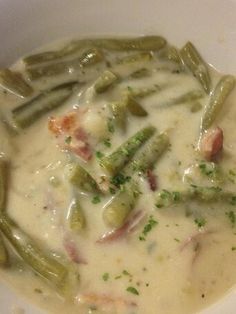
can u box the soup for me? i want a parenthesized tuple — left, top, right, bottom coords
(0, 36, 235, 314)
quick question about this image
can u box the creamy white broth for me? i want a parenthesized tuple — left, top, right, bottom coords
(0, 37, 236, 314)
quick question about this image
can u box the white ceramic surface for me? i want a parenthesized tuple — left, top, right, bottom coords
(0, 0, 236, 313)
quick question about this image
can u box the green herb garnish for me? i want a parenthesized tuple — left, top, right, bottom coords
(103, 138, 111, 148)
(126, 286, 139, 295)
(139, 216, 158, 241)
(110, 173, 131, 188)
(194, 217, 206, 228)
(92, 195, 101, 204)
(226, 211, 236, 227)
(102, 272, 109, 281)
(96, 151, 104, 159)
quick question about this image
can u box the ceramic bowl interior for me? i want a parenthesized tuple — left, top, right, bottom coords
(0, 0, 236, 313)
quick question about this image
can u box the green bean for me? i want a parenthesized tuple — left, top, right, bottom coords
(67, 199, 86, 232)
(125, 85, 161, 99)
(200, 75, 235, 133)
(0, 215, 70, 289)
(103, 181, 140, 228)
(66, 163, 100, 194)
(110, 101, 127, 131)
(130, 68, 151, 79)
(117, 52, 152, 64)
(24, 36, 166, 66)
(0, 69, 33, 98)
(100, 126, 156, 175)
(24, 40, 88, 66)
(181, 42, 211, 94)
(0, 233, 9, 267)
(95, 36, 166, 51)
(94, 70, 118, 94)
(12, 81, 78, 129)
(125, 94, 148, 117)
(155, 185, 236, 208)
(0, 159, 8, 213)
(159, 46, 183, 65)
(27, 48, 103, 80)
(127, 133, 169, 173)
(160, 90, 203, 108)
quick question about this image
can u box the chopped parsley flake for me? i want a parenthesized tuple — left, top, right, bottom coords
(96, 151, 104, 159)
(226, 211, 236, 227)
(126, 286, 139, 295)
(102, 272, 109, 281)
(139, 216, 158, 241)
(194, 218, 206, 228)
(109, 187, 116, 195)
(122, 270, 132, 277)
(65, 136, 72, 144)
(174, 238, 180, 242)
(103, 138, 111, 147)
(232, 247, 236, 251)
(110, 173, 131, 188)
(107, 118, 114, 133)
(92, 195, 101, 204)
(198, 162, 221, 181)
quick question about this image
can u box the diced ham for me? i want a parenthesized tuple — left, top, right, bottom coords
(63, 236, 87, 264)
(97, 210, 146, 243)
(146, 169, 158, 191)
(48, 110, 93, 161)
(200, 127, 223, 161)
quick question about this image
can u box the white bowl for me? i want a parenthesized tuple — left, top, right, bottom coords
(0, 0, 236, 313)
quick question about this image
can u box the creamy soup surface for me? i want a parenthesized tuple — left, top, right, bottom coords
(0, 36, 236, 314)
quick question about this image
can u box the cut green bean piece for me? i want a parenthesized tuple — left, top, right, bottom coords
(67, 199, 86, 232)
(155, 185, 236, 209)
(94, 36, 166, 51)
(181, 42, 211, 94)
(160, 90, 203, 108)
(126, 85, 161, 99)
(159, 46, 183, 65)
(94, 70, 118, 94)
(125, 95, 148, 116)
(130, 68, 150, 79)
(23, 40, 88, 66)
(0, 215, 69, 288)
(24, 36, 166, 66)
(0, 159, 8, 213)
(127, 133, 169, 173)
(0, 69, 33, 98)
(200, 75, 235, 133)
(117, 52, 152, 64)
(110, 101, 127, 131)
(67, 163, 100, 194)
(100, 126, 156, 175)
(27, 48, 103, 80)
(12, 81, 78, 129)
(103, 181, 140, 228)
(0, 233, 9, 267)
(79, 48, 104, 67)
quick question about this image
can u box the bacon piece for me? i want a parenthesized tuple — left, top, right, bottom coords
(63, 236, 87, 264)
(48, 111, 93, 161)
(146, 169, 157, 191)
(200, 127, 223, 161)
(77, 293, 137, 308)
(48, 111, 77, 136)
(97, 210, 146, 243)
(180, 230, 213, 252)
